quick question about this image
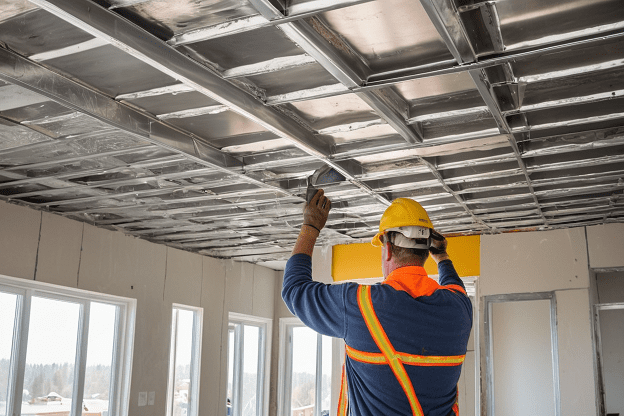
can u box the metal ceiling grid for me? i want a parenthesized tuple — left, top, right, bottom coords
(1, 0, 623, 269)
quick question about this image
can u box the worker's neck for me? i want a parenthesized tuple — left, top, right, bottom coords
(383, 259, 425, 279)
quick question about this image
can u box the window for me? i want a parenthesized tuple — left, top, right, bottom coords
(226, 314, 271, 416)
(278, 319, 333, 416)
(166, 305, 203, 416)
(0, 274, 135, 416)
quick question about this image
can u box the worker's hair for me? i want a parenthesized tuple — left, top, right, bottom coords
(382, 231, 429, 265)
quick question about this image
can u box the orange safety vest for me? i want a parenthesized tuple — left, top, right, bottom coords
(337, 284, 466, 416)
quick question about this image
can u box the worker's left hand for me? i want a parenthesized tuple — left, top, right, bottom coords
(304, 189, 331, 231)
(429, 230, 447, 254)
(429, 229, 450, 263)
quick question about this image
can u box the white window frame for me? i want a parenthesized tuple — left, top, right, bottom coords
(277, 317, 333, 416)
(0, 273, 136, 416)
(227, 313, 272, 416)
(166, 304, 203, 416)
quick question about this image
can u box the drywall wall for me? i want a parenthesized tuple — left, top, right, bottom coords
(586, 224, 624, 269)
(0, 200, 278, 416)
(480, 227, 590, 296)
(481, 228, 596, 416)
(492, 299, 555, 416)
(556, 289, 597, 415)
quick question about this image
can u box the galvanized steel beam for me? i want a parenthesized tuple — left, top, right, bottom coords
(168, 0, 375, 46)
(0, 48, 244, 172)
(29, 0, 331, 158)
(222, 54, 317, 79)
(365, 30, 624, 88)
(417, 0, 549, 227)
(30, 0, 391, 209)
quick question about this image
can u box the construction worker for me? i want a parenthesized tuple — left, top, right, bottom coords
(282, 190, 473, 416)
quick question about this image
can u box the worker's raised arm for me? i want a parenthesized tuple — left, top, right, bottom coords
(282, 253, 348, 338)
(429, 231, 466, 291)
(283, 189, 348, 338)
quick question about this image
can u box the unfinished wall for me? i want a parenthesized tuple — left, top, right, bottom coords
(481, 228, 596, 416)
(491, 299, 555, 415)
(0, 200, 278, 416)
(586, 224, 624, 269)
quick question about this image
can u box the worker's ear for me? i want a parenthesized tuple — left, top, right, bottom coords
(384, 240, 393, 261)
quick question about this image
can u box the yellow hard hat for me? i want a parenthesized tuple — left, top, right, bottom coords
(371, 198, 433, 247)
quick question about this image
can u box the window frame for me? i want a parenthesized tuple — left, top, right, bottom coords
(277, 318, 334, 416)
(0, 273, 136, 416)
(166, 303, 203, 416)
(227, 312, 272, 416)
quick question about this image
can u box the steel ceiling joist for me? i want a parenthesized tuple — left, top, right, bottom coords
(0, 48, 244, 172)
(28, 0, 331, 158)
(168, 0, 376, 46)
(418, 0, 550, 227)
(365, 30, 624, 88)
(29, 0, 392, 209)
(247, 0, 424, 144)
(243, 1, 495, 230)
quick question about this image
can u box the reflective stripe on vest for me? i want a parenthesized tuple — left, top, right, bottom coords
(337, 285, 465, 416)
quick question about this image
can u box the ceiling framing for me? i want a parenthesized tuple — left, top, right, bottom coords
(1, 0, 623, 269)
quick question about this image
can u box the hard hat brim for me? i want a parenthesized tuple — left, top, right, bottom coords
(371, 231, 384, 247)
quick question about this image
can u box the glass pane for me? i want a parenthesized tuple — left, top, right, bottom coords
(22, 296, 80, 416)
(227, 329, 235, 416)
(172, 309, 194, 416)
(320, 336, 333, 416)
(241, 325, 259, 416)
(290, 327, 317, 415)
(82, 302, 117, 416)
(0, 292, 18, 416)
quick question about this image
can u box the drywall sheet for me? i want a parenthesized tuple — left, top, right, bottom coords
(598, 308, 624, 416)
(556, 289, 597, 416)
(586, 224, 624, 269)
(252, 264, 276, 318)
(492, 299, 556, 416)
(200, 255, 227, 416)
(0, 201, 40, 279)
(481, 228, 589, 296)
(35, 211, 83, 287)
(164, 246, 203, 307)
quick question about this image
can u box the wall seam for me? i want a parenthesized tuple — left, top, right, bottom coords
(218, 260, 228, 416)
(163, 247, 168, 302)
(200, 255, 204, 306)
(76, 223, 85, 287)
(585, 227, 601, 303)
(32, 211, 43, 281)
(252, 265, 255, 315)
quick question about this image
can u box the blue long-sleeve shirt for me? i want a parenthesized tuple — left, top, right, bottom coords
(282, 253, 473, 416)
